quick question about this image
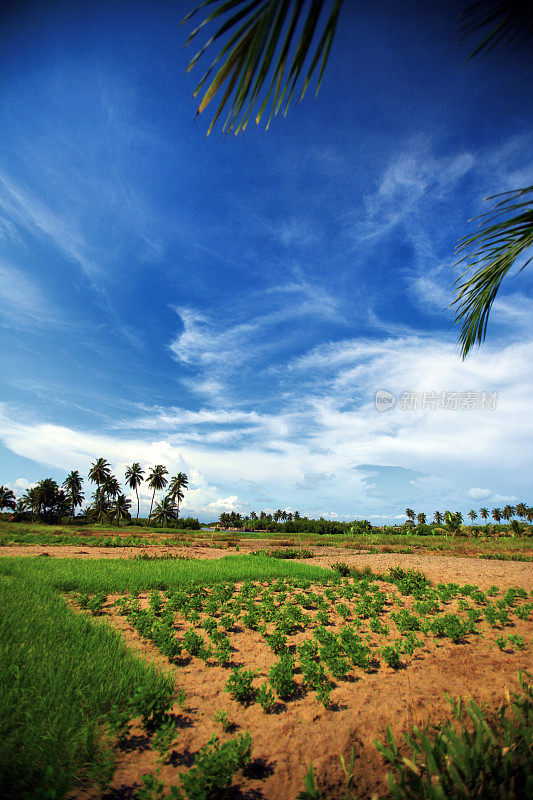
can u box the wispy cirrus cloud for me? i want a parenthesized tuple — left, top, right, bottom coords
(0, 263, 65, 329)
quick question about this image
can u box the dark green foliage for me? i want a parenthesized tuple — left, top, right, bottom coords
(430, 613, 473, 642)
(225, 667, 258, 704)
(265, 631, 289, 654)
(381, 644, 402, 669)
(388, 567, 432, 597)
(392, 609, 422, 634)
(178, 733, 252, 800)
(269, 654, 298, 700)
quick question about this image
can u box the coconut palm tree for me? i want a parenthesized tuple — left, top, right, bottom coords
(492, 508, 502, 523)
(479, 507, 489, 522)
(88, 458, 111, 494)
(168, 472, 189, 527)
(515, 502, 527, 521)
(526, 507, 533, 524)
(125, 463, 144, 519)
(102, 475, 121, 502)
(147, 465, 169, 522)
(468, 509, 477, 524)
(405, 508, 415, 523)
(62, 471, 84, 521)
(182, 0, 532, 357)
(0, 486, 16, 512)
(433, 510, 443, 525)
(110, 493, 132, 526)
(417, 512, 426, 525)
(20, 487, 40, 520)
(150, 495, 176, 528)
(502, 505, 515, 523)
(90, 491, 111, 524)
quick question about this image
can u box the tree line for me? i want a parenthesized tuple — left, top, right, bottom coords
(0, 460, 191, 527)
(405, 504, 533, 528)
(217, 511, 372, 535)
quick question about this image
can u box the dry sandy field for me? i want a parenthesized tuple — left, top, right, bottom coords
(28, 545, 528, 800)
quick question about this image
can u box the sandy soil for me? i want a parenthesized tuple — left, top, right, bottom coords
(66, 570, 533, 800)
(2, 543, 532, 591)
(5, 542, 531, 798)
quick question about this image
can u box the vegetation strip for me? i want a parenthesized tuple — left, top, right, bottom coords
(0, 574, 174, 800)
(0, 554, 332, 593)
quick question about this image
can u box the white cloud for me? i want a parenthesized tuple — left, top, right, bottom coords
(467, 488, 491, 500)
(1, 323, 532, 518)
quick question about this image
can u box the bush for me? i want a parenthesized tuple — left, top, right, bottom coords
(269, 654, 297, 700)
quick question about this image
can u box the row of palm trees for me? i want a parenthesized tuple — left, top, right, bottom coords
(405, 504, 533, 526)
(0, 460, 190, 527)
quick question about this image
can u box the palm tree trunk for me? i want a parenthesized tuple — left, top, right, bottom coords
(149, 489, 155, 525)
(136, 488, 140, 520)
(175, 497, 179, 529)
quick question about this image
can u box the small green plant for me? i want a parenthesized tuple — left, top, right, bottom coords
(213, 709, 232, 731)
(392, 609, 421, 633)
(86, 592, 107, 615)
(430, 613, 471, 642)
(507, 634, 526, 650)
(131, 684, 175, 729)
(136, 772, 170, 800)
(296, 763, 322, 799)
(256, 683, 276, 713)
(495, 635, 507, 651)
(152, 716, 178, 763)
(105, 704, 132, 743)
(149, 590, 164, 615)
(183, 629, 211, 660)
(179, 732, 252, 800)
(269, 654, 298, 701)
(225, 667, 258, 704)
(381, 644, 402, 669)
(370, 617, 389, 635)
(265, 631, 288, 654)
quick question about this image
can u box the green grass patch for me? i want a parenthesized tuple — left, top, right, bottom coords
(0, 574, 174, 800)
(0, 554, 332, 594)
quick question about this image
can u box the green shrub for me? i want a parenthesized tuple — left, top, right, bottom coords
(224, 667, 257, 704)
(256, 683, 276, 713)
(269, 654, 297, 700)
(381, 644, 402, 669)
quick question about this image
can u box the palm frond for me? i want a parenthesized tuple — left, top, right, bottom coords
(451, 186, 533, 358)
(457, 0, 533, 58)
(182, 0, 344, 134)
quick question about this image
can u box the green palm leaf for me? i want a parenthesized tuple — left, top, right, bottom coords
(452, 186, 533, 358)
(456, 0, 533, 59)
(182, 0, 344, 134)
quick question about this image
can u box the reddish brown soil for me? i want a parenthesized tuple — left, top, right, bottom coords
(67, 566, 533, 800)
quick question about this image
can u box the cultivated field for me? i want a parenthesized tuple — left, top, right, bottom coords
(1, 538, 531, 800)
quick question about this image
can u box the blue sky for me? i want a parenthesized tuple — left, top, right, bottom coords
(1, 0, 532, 521)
